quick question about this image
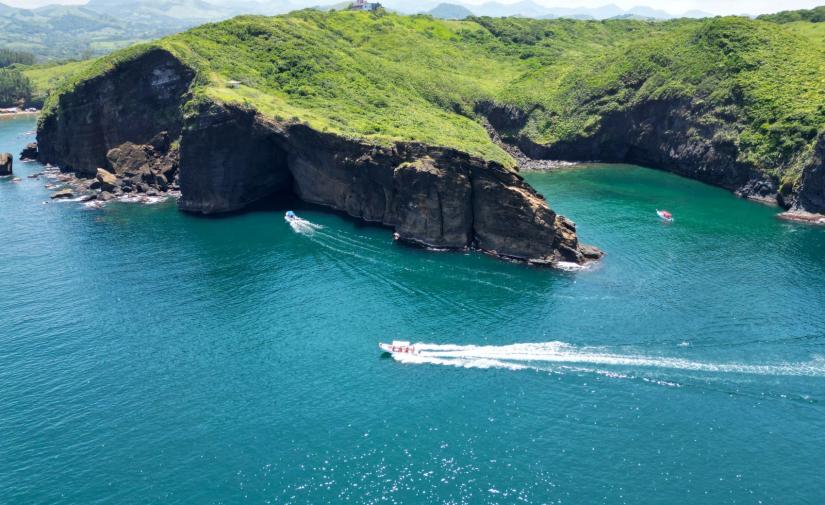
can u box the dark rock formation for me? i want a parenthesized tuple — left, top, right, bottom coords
(480, 99, 790, 207)
(475, 101, 529, 133)
(178, 103, 292, 214)
(106, 136, 178, 191)
(390, 158, 473, 248)
(20, 142, 37, 161)
(520, 100, 762, 188)
(37, 48, 194, 176)
(0, 152, 11, 175)
(178, 102, 595, 263)
(795, 131, 825, 214)
(36, 51, 600, 266)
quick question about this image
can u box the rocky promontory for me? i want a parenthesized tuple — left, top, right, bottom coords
(37, 48, 600, 266)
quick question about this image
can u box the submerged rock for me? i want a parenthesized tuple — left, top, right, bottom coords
(0, 152, 12, 175)
(778, 211, 825, 225)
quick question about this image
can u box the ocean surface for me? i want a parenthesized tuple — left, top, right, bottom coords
(2, 115, 825, 504)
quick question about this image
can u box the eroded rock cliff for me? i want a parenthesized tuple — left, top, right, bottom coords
(795, 132, 825, 214)
(37, 51, 600, 266)
(37, 48, 194, 176)
(486, 100, 768, 191)
(179, 101, 596, 263)
(481, 99, 825, 216)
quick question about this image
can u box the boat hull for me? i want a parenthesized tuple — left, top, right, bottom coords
(379, 342, 417, 355)
(656, 210, 674, 222)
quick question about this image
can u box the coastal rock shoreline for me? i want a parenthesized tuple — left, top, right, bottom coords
(36, 163, 178, 208)
(478, 100, 824, 215)
(177, 101, 603, 265)
(36, 48, 601, 268)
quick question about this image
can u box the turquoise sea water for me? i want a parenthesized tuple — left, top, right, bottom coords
(2, 115, 825, 504)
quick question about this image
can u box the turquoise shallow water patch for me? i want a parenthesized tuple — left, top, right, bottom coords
(2, 116, 825, 504)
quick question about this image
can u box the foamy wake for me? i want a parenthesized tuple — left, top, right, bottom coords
(287, 216, 324, 236)
(391, 341, 825, 380)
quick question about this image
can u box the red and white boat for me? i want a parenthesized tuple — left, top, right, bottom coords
(379, 340, 417, 355)
(656, 209, 674, 222)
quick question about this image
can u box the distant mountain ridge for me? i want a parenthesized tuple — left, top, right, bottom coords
(419, 2, 714, 20)
(426, 3, 473, 19)
(0, 0, 297, 59)
(1, 0, 807, 61)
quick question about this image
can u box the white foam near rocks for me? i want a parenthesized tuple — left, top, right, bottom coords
(117, 194, 169, 205)
(554, 261, 589, 272)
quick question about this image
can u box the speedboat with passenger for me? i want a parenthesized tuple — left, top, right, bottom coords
(656, 209, 674, 222)
(285, 210, 297, 222)
(379, 340, 418, 355)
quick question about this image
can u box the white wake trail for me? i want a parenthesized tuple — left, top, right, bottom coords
(394, 342, 825, 378)
(287, 216, 324, 236)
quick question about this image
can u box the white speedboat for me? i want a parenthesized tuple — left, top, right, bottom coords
(285, 210, 297, 222)
(656, 209, 674, 222)
(379, 340, 417, 355)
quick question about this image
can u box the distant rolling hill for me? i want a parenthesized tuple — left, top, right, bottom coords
(0, 0, 732, 61)
(0, 3, 171, 59)
(0, 0, 293, 60)
(427, 2, 473, 19)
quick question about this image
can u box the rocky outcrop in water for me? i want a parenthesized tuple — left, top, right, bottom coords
(20, 142, 37, 161)
(0, 153, 11, 175)
(36, 50, 600, 266)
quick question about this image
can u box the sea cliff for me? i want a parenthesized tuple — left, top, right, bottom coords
(37, 47, 600, 265)
(35, 11, 825, 260)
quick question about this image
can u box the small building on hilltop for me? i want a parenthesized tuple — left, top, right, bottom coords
(350, 0, 381, 11)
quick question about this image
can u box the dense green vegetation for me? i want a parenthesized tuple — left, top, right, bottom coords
(0, 68, 32, 107)
(0, 48, 34, 68)
(45, 10, 825, 180)
(758, 6, 825, 24)
(21, 59, 95, 107)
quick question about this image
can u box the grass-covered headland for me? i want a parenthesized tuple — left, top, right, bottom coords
(44, 10, 825, 189)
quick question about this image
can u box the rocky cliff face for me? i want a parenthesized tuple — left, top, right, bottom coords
(37, 51, 600, 266)
(795, 132, 825, 214)
(179, 101, 597, 263)
(484, 100, 786, 205)
(37, 48, 194, 176)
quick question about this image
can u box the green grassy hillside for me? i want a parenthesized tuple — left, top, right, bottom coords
(44, 10, 825, 177)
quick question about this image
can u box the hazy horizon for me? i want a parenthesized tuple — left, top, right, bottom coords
(2, 0, 823, 17)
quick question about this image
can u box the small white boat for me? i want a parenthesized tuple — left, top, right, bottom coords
(379, 340, 417, 355)
(656, 209, 674, 222)
(284, 210, 297, 222)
